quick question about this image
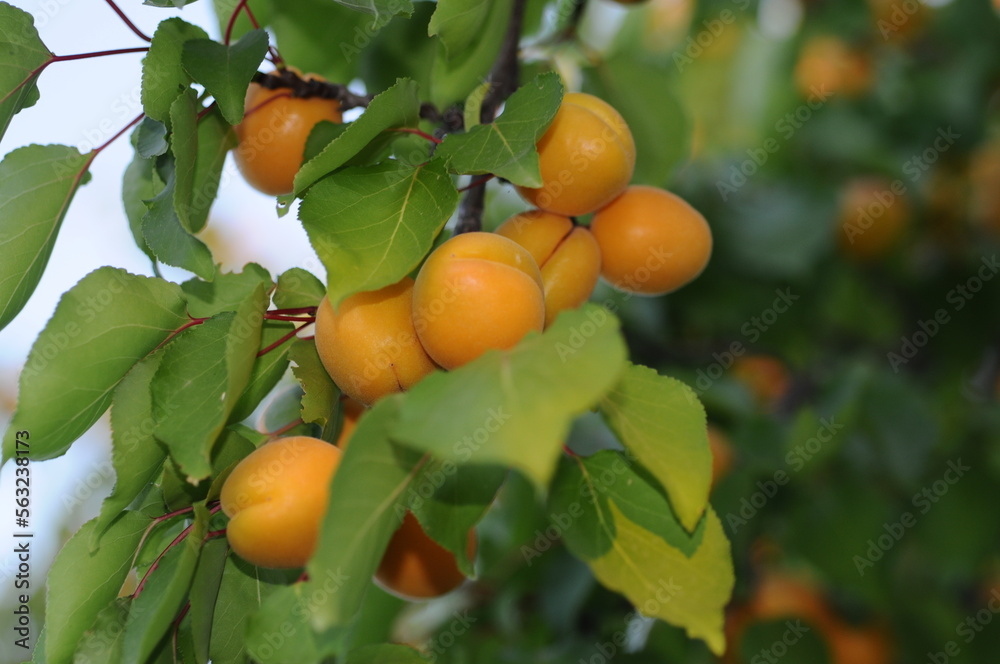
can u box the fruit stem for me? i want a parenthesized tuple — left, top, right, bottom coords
(270, 306, 318, 315)
(265, 418, 304, 438)
(172, 602, 191, 660)
(51, 47, 150, 64)
(93, 112, 144, 155)
(458, 175, 495, 192)
(562, 444, 578, 458)
(225, 0, 284, 66)
(389, 127, 442, 145)
(133, 522, 197, 599)
(257, 325, 306, 357)
(262, 313, 316, 322)
(156, 315, 209, 351)
(103, 0, 152, 42)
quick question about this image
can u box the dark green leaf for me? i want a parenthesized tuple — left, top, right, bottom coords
(288, 339, 338, 428)
(182, 31, 270, 126)
(135, 117, 169, 158)
(43, 512, 151, 664)
(436, 72, 563, 187)
(2, 268, 188, 463)
(429, 0, 510, 109)
(0, 2, 51, 143)
(189, 538, 229, 664)
(0, 144, 91, 331)
(429, 0, 493, 58)
(229, 320, 296, 423)
(122, 150, 164, 262)
(142, 18, 209, 125)
(331, 0, 413, 21)
(299, 159, 457, 306)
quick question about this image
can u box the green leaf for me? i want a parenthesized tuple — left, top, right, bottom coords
(288, 339, 338, 428)
(0, 144, 91, 331)
(123, 503, 210, 664)
(299, 159, 457, 306)
(550, 454, 733, 655)
(189, 538, 229, 664)
(188, 107, 237, 230)
(599, 363, 712, 533)
(0, 2, 51, 143)
(182, 31, 269, 126)
(274, 268, 325, 309)
(229, 320, 296, 423)
(246, 585, 341, 663)
(74, 599, 133, 664)
(152, 288, 267, 480)
(332, 0, 413, 20)
(585, 57, 691, 185)
(181, 264, 272, 318)
(170, 90, 200, 231)
(410, 464, 504, 575)
(436, 73, 562, 186)
(394, 304, 627, 490)
(2, 268, 188, 463)
(142, 18, 209, 125)
(142, 157, 216, 280)
(306, 396, 422, 630)
(92, 353, 168, 548)
(291, 79, 421, 197)
(43, 512, 151, 664)
(135, 117, 169, 158)
(346, 644, 429, 663)
(429, 0, 493, 57)
(429, 0, 511, 109)
(209, 556, 298, 664)
(122, 151, 164, 262)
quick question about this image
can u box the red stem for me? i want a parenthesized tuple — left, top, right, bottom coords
(562, 444, 578, 457)
(390, 127, 442, 145)
(257, 325, 306, 357)
(265, 418, 304, 438)
(94, 113, 144, 155)
(52, 47, 149, 64)
(156, 316, 209, 351)
(133, 523, 196, 598)
(225, 0, 252, 44)
(205, 529, 228, 540)
(103, 0, 152, 42)
(225, 0, 282, 65)
(172, 602, 191, 659)
(459, 175, 495, 192)
(271, 306, 318, 315)
(243, 91, 292, 120)
(263, 313, 316, 322)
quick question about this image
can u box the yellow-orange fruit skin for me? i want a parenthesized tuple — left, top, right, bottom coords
(235, 81, 342, 196)
(495, 211, 601, 326)
(412, 233, 545, 369)
(838, 178, 910, 260)
(517, 93, 635, 216)
(794, 37, 873, 99)
(375, 512, 476, 600)
(590, 186, 712, 295)
(731, 355, 790, 409)
(315, 278, 437, 406)
(220, 437, 342, 569)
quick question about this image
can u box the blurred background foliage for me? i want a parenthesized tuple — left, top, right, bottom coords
(3, 0, 1000, 662)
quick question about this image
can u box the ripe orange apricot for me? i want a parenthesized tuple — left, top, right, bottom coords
(220, 436, 341, 568)
(589, 185, 712, 295)
(235, 74, 342, 196)
(495, 210, 601, 326)
(731, 355, 790, 409)
(794, 37, 873, 99)
(867, 0, 928, 43)
(375, 511, 476, 600)
(412, 232, 545, 369)
(838, 177, 910, 260)
(517, 92, 635, 216)
(315, 277, 437, 406)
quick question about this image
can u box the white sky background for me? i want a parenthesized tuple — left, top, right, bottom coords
(0, 2, 320, 658)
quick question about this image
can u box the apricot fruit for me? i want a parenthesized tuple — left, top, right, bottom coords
(517, 92, 635, 216)
(235, 74, 342, 196)
(375, 511, 476, 600)
(589, 185, 712, 295)
(495, 210, 601, 326)
(731, 355, 790, 409)
(794, 36, 873, 99)
(412, 232, 545, 369)
(315, 277, 437, 406)
(838, 177, 910, 260)
(220, 436, 341, 568)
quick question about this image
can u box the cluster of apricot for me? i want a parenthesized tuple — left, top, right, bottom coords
(221, 88, 712, 601)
